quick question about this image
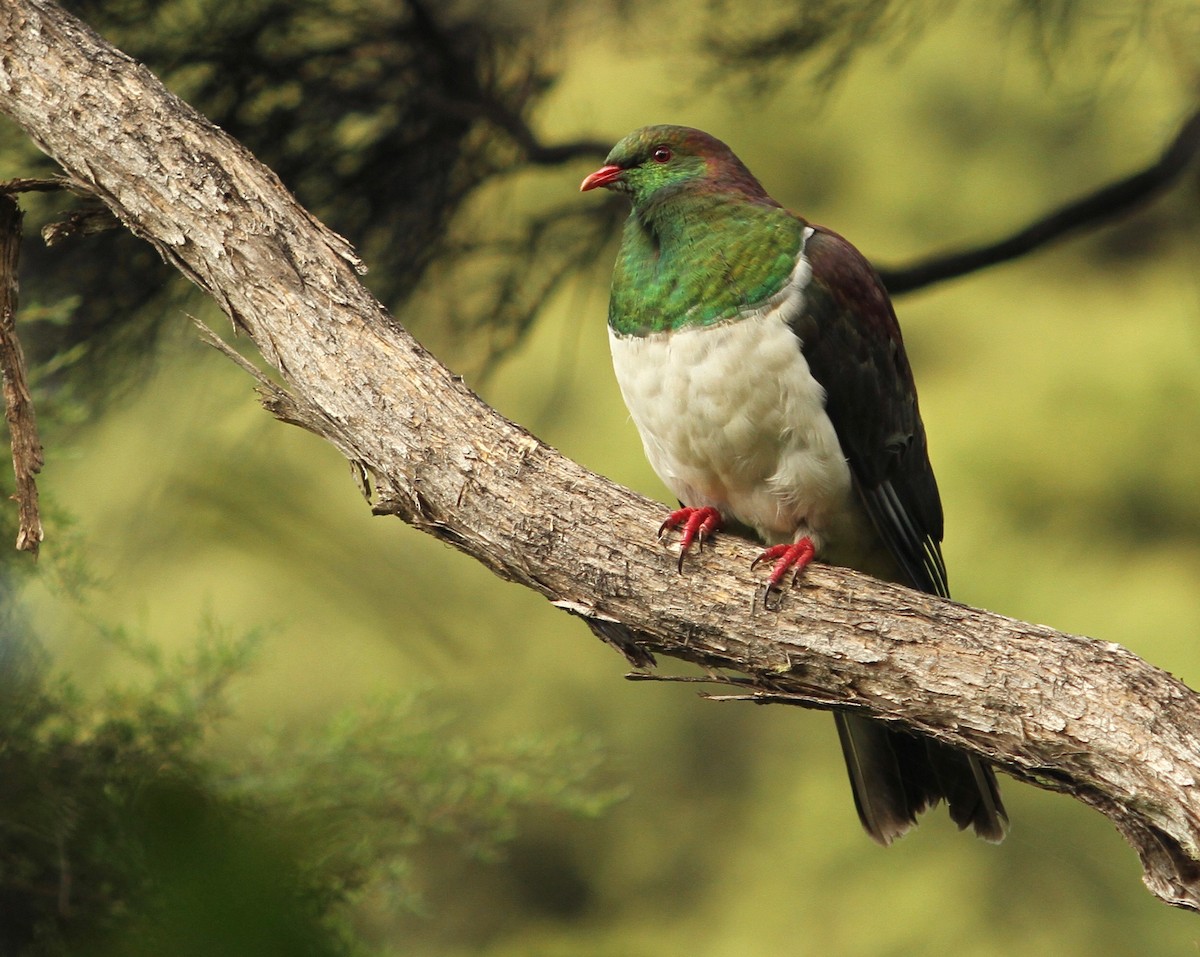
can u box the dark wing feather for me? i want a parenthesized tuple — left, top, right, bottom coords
(790, 225, 1007, 844)
(789, 226, 948, 596)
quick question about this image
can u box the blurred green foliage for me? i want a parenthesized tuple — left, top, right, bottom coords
(706, 0, 1176, 92)
(3, 0, 1200, 955)
(0, 610, 616, 955)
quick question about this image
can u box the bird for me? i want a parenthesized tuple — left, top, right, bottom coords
(580, 124, 1007, 845)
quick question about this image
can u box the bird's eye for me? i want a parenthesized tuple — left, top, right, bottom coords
(652, 146, 672, 163)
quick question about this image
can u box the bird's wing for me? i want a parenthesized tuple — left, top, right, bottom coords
(789, 225, 949, 598)
(794, 227, 1007, 845)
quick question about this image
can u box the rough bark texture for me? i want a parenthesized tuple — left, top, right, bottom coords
(2, 0, 1200, 910)
(0, 190, 43, 553)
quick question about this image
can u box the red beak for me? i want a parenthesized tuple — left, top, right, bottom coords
(580, 164, 623, 192)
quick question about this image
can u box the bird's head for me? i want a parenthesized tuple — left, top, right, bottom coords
(580, 125, 767, 209)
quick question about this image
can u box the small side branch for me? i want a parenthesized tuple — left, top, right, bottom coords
(879, 106, 1200, 294)
(0, 191, 44, 554)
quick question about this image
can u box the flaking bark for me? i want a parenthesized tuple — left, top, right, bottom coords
(2, 0, 1200, 911)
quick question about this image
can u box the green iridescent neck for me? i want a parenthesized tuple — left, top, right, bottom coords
(608, 195, 806, 337)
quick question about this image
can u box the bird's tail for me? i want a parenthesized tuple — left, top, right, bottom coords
(834, 712, 1007, 846)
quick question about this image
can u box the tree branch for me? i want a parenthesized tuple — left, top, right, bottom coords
(3, 0, 1200, 911)
(0, 190, 44, 553)
(878, 106, 1200, 294)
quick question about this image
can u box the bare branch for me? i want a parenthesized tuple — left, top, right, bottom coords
(3, 0, 1200, 911)
(41, 198, 122, 246)
(0, 191, 44, 554)
(879, 106, 1200, 293)
(0, 177, 67, 193)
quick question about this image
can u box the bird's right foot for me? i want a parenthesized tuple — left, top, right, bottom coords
(658, 506, 723, 572)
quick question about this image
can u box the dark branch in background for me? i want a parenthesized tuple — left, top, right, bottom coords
(10, 0, 605, 404)
(403, 0, 609, 166)
(0, 187, 44, 554)
(390, 0, 613, 374)
(704, 0, 922, 92)
(878, 106, 1200, 294)
(703, 3, 1200, 295)
(426, 197, 627, 375)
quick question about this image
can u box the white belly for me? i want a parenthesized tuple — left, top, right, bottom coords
(609, 310, 855, 549)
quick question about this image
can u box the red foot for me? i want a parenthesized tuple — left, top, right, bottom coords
(751, 537, 815, 610)
(658, 506, 723, 572)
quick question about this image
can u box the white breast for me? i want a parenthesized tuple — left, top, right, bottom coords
(609, 260, 855, 549)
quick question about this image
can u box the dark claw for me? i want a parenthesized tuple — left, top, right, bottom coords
(761, 582, 785, 612)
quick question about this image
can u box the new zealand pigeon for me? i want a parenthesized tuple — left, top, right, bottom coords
(581, 124, 1007, 845)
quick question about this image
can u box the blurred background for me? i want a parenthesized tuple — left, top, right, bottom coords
(3, 0, 1200, 954)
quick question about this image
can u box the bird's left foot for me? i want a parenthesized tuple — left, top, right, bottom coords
(751, 538, 816, 610)
(658, 506, 723, 572)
